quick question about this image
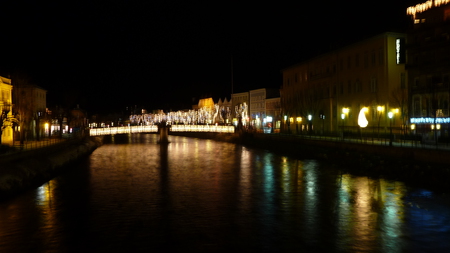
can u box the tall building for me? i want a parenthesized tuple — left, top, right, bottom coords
(281, 32, 407, 135)
(407, 1, 450, 142)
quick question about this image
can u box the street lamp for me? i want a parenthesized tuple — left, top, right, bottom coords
(341, 107, 349, 139)
(296, 117, 302, 134)
(308, 114, 312, 135)
(377, 106, 384, 137)
(388, 111, 394, 146)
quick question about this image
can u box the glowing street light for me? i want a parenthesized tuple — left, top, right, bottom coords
(388, 111, 394, 146)
(296, 117, 302, 134)
(341, 108, 349, 140)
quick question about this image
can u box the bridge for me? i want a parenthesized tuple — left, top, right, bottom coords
(89, 125, 235, 136)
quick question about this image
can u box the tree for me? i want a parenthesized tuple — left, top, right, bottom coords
(11, 73, 35, 144)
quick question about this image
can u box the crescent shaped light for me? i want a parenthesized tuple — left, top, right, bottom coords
(358, 107, 369, 128)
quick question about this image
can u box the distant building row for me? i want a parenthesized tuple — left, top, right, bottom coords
(279, 2, 450, 142)
(0, 77, 47, 145)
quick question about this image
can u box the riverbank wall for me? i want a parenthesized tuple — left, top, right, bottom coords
(0, 136, 102, 199)
(170, 132, 450, 192)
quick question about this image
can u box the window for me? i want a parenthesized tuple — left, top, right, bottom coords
(378, 48, 384, 65)
(370, 78, 377, 93)
(413, 97, 421, 117)
(401, 73, 406, 89)
(364, 52, 369, 68)
(413, 77, 420, 88)
(371, 51, 376, 66)
(355, 79, 362, 93)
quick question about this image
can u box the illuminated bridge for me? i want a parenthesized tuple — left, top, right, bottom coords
(89, 125, 235, 136)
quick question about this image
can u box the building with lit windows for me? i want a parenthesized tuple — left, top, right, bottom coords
(249, 88, 279, 131)
(265, 97, 281, 132)
(13, 83, 48, 140)
(406, 1, 450, 142)
(281, 32, 407, 136)
(0, 76, 13, 145)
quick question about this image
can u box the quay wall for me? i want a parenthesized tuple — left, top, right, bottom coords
(0, 137, 102, 199)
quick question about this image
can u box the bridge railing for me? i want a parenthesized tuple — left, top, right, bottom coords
(89, 125, 158, 136)
(89, 125, 235, 136)
(170, 125, 235, 133)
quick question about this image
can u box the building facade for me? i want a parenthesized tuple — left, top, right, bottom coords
(13, 83, 48, 141)
(281, 32, 407, 136)
(0, 76, 13, 145)
(249, 88, 279, 131)
(407, 1, 450, 142)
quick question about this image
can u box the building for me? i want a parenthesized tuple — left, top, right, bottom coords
(406, 1, 450, 142)
(13, 83, 48, 141)
(231, 92, 249, 127)
(0, 76, 13, 145)
(281, 32, 407, 136)
(249, 88, 280, 131)
(265, 97, 281, 132)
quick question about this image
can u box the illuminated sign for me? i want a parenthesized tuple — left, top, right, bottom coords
(410, 117, 450, 124)
(396, 38, 405, 64)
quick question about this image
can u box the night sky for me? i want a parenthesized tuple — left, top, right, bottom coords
(1, 1, 418, 114)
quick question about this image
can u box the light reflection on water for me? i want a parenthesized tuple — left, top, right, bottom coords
(0, 134, 449, 252)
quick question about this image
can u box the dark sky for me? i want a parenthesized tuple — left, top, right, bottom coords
(1, 1, 418, 114)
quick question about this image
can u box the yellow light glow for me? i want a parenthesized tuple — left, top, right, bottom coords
(393, 108, 399, 114)
(437, 124, 441, 130)
(358, 107, 369, 128)
(410, 124, 416, 130)
(377, 106, 384, 112)
(407, 0, 450, 18)
(342, 107, 349, 114)
(289, 117, 294, 123)
(296, 117, 302, 123)
(431, 124, 435, 130)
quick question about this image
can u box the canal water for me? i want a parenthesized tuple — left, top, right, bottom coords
(0, 134, 449, 252)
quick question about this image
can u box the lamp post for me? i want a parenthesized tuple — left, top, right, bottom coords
(307, 114, 312, 137)
(296, 117, 302, 135)
(377, 106, 384, 139)
(388, 111, 394, 146)
(342, 108, 349, 140)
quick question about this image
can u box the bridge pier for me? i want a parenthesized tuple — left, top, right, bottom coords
(157, 122, 170, 143)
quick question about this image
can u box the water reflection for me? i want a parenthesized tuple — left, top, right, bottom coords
(0, 134, 448, 252)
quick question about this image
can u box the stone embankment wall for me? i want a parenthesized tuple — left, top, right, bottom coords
(0, 137, 102, 199)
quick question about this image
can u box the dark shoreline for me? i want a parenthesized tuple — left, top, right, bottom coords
(0, 136, 102, 200)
